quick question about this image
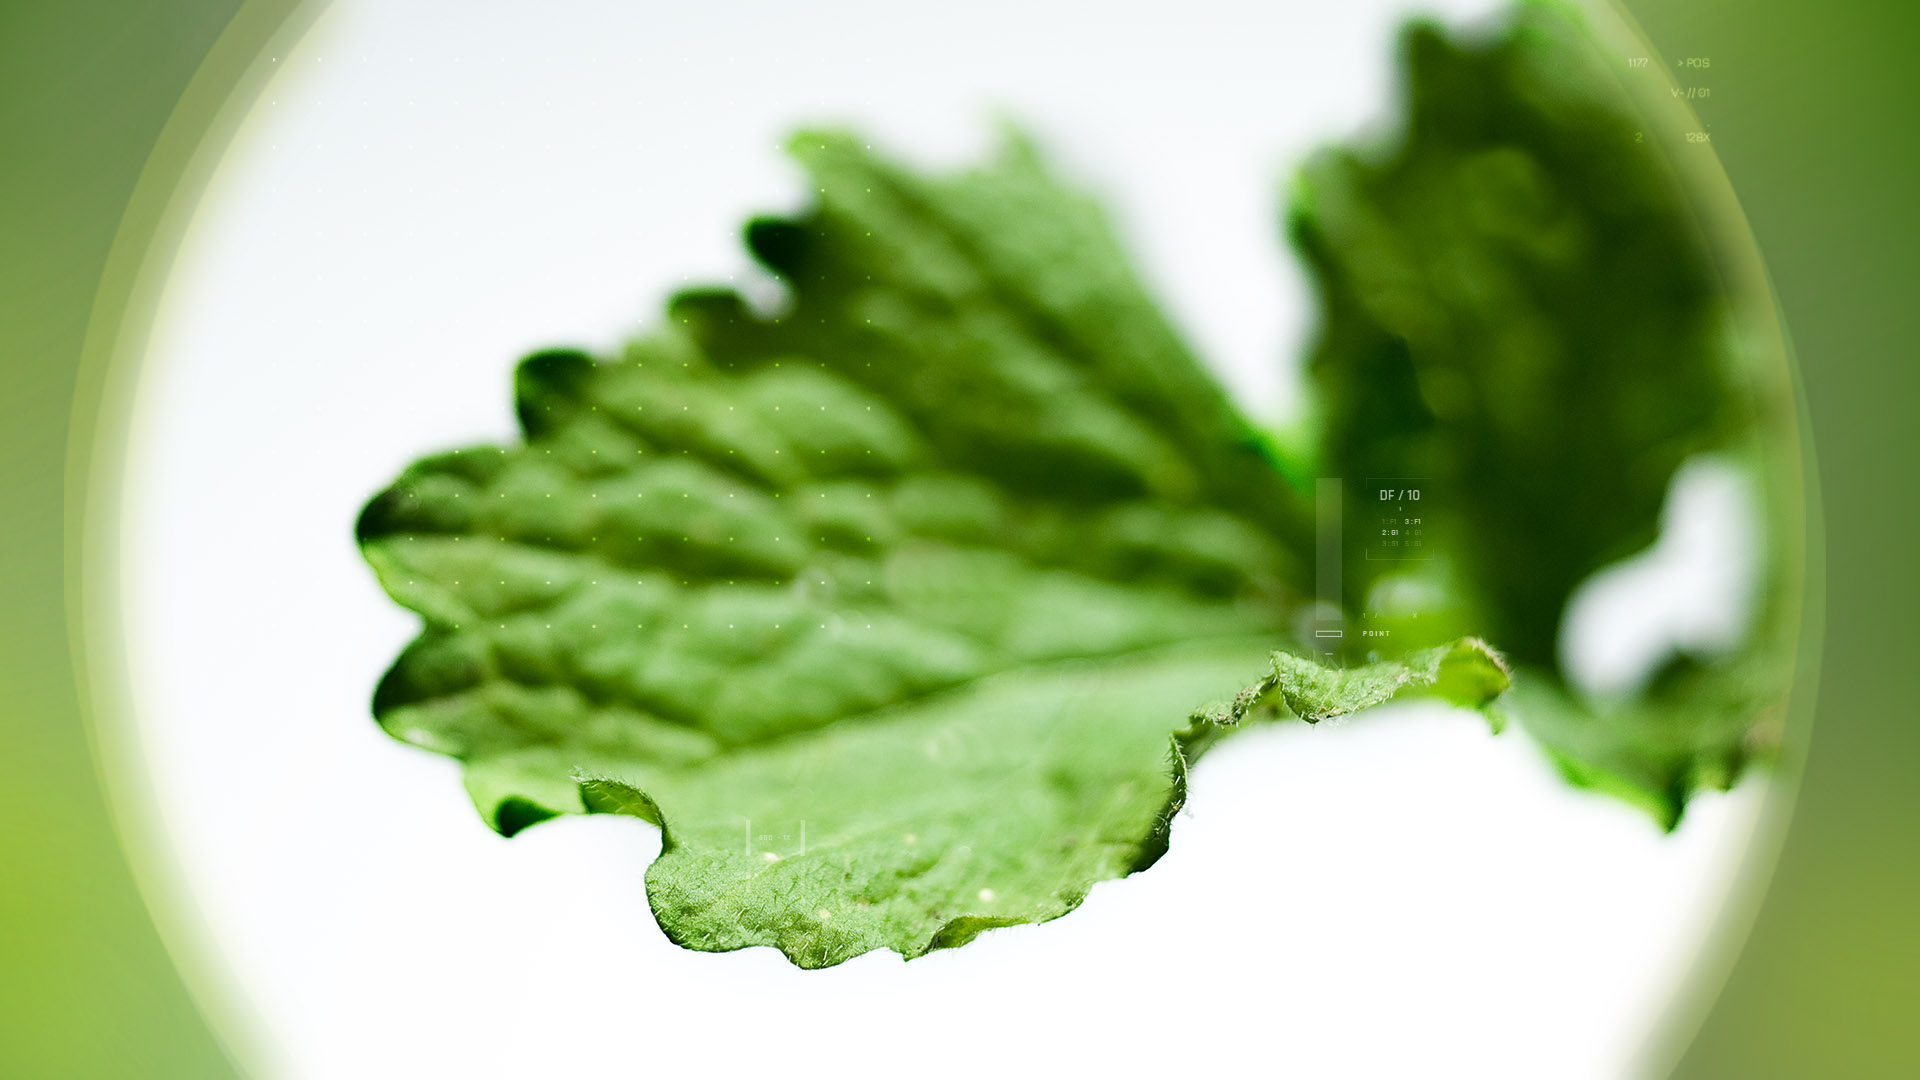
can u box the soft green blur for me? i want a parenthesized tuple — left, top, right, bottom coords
(0, 1, 294, 1076)
(1, 0, 1914, 1076)
(1289, 3, 1806, 833)
(1621, 1, 1920, 1076)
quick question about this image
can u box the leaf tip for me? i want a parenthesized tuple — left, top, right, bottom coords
(578, 776, 666, 829)
(513, 348, 596, 438)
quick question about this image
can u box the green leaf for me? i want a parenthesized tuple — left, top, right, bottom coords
(1288, 3, 1795, 825)
(1187, 637, 1510, 727)
(573, 640, 1505, 967)
(358, 131, 1504, 965)
(567, 638, 1505, 968)
(1169, 637, 1511, 789)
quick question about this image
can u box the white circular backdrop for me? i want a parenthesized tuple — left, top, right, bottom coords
(121, 1, 1764, 1076)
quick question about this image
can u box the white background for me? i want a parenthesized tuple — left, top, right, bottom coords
(121, 1, 1763, 1077)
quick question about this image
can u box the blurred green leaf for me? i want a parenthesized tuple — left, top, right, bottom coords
(1290, 3, 1791, 825)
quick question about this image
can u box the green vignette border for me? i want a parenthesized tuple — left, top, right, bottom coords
(61, 1, 331, 1075)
